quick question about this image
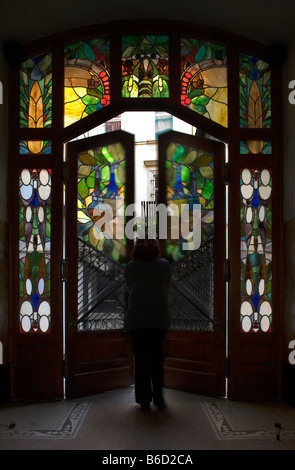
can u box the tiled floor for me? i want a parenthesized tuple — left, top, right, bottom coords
(0, 387, 295, 450)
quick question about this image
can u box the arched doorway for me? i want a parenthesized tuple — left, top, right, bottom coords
(10, 21, 282, 401)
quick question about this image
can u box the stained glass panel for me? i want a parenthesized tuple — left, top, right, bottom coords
(122, 35, 169, 98)
(180, 38, 228, 127)
(64, 38, 110, 127)
(240, 140, 272, 155)
(77, 141, 127, 263)
(19, 169, 51, 333)
(165, 140, 214, 261)
(240, 168, 272, 333)
(20, 51, 52, 129)
(239, 52, 271, 129)
(19, 140, 52, 155)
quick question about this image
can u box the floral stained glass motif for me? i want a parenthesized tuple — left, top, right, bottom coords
(180, 38, 228, 127)
(19, 140, 52, 155)
(20, 51, 52, 138)
(64, 39, 110, 127)
(19, 169, 52, 333)
(240, 140, 272, 155)
(122, 35, 169, 98)
(240, 169, 272, 333)
(239, 52, 271, 129)
(165, 141, 214, 261)
(77, 142, 127, 263)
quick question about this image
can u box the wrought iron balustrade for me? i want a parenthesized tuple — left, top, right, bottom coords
(76, 237, 214, 332)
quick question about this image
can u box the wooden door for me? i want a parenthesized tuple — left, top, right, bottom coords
(64, 130, 134, 399)
(158, 131, 226, 397)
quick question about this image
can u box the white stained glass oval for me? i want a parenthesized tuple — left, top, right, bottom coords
(259, 184, 272, 201)
(259, 205, 265, 222)
(241, 184, 253, 200)
(241, 169, 252, 185)
(25, 206, 32, 222)
(21, 315, 31, 333)
(260, 315, 271, 332)
(38, 278, 45, 295)
(40, 315, 50, 333)
(246, 279, 252, 296)
(39, 169, 50, 185)
(38, 206, 44, 223)
(38, 300, 50, 317)
(21, 169, 31, 185)
(259, 300, 272, 316)
(25, 279, 32, 296)
(246, 206, 253, 224)
(240, 300, 253, 316)
(260, 169, 271, 185)
(258, 278, 265, 296)
(20, 183, 33, 200)
(242, 315, 252, 333)
(20, 300, 33, 315)
(38, 183, 51, 201)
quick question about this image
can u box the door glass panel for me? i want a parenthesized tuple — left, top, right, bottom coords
(163, 136, 215, 331)
(240, 168, 272, 333)
(76, 140, 128, 331)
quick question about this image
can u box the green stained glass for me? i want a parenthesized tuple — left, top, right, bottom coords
(240, 140, 272, 155)
(165, 141, 214, 261)
(239, 52, 271, 129)
(77, 142, 127, 263)
(19, 169, 52, 333)
(122, 35, 169, 98)
(20, 51, 52, 129)
(180, 38, 228, 127)
(240, 168, 272, 333)
(64, 38, 110, 127)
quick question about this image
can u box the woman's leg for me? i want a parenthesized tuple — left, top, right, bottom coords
(149, 329, 166, 405)
(131, 329, 152, 407)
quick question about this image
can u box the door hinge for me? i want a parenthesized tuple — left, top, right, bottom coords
(224, 259, 231, 282)
(62, 160, 69, 184)
(62, 356, 68, 378)
(61, 258, 68, 282)
(223, 161, 230, 184)
(223, 356, 230, 378)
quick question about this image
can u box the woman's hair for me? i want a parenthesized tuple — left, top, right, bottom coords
(131, 237, 161, 262)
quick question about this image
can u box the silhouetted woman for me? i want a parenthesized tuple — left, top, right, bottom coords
(125, 237, 171, 410)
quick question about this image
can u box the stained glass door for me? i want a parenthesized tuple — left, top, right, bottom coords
(64, 130, 134, 398)
(158, 131, 226, 397)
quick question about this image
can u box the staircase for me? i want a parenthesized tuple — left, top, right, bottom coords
(77, 238, 214, 332)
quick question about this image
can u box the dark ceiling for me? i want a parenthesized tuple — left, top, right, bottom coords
(1, 0, 295, 48)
